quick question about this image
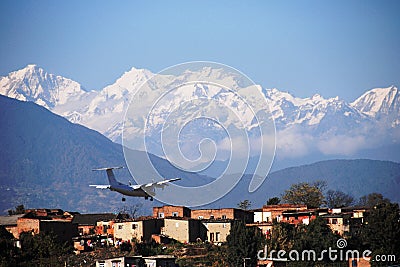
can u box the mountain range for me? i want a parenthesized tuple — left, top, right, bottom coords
(1, 64, 399, 172)
(0, 94, 399, 214)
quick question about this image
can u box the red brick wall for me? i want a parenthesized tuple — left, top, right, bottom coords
(17, 218, 40, 238)
(153, 206, 191, 218)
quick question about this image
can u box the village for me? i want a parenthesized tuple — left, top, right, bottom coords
(0, 202, 373, 267)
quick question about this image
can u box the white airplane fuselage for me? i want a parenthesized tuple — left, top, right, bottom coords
(90, 167, 179, 201)
(109, 183, 151, 197)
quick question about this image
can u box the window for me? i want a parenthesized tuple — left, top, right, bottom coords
(118, 225, 123, 230)
(98, 262, 105, 267)
(210, 233, 214, 242)
(132, 224, 137, 229)
(198, 216, 203, 220)
(158, 212, 164, 218)
(332, 219, 338, 224)
(222, 215, 227, 219)
(216, 232, 220, 242)
(222, 223, 226, 228)
(172, 212, 179, 217)
(210, 215, 214, 219)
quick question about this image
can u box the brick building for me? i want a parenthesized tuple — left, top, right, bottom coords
(153, 206, 191, 218)
(191, 208, 253, 223)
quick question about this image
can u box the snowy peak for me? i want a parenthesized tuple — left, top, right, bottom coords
(264, 88, 360, 127)
(0, 64, 86, 109)
(351, 86, 399, 118)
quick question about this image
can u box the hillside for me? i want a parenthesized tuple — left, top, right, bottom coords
(0, 95, 212, 214)
(207, 159, 400, 208)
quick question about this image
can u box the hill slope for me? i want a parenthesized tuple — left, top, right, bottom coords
(0, 95, 212, 214)
(207, 159, 400, 208)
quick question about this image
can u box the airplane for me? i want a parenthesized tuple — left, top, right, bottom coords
(90, 167, 181, 201)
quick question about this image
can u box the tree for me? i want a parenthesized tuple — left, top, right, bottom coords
(267, 222, 296, 251)
(19, 231, 72, 262)
(237, 200, 252, 210)
(226, 221, 265, 267)
(358, 193, 389, 208)
(325, 190, 354, 208)
(8, 204, 25, 215)
(360, 200, 400, 266)
(266, 197, 280, 205)
(292, 217, 341, 265)
(281, 180, 326, 208)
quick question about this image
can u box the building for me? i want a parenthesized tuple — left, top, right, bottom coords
(253, 204, 308, 223)
(280, 210, 316, 225)
(153, 206, 191, 218)
(191, 208, 253, 223)
(72, 213, 116, 236)
(143, 255, 176, 267)
(202, 219, 232, 244)
(114, 218, 163, 243)
(96, 256, 145, 267)
(0, 214, 24, 238)
(16, 210, 78, 242)
(96, 220, 115, 237)
(96, 255, 176, 267)
(161, 218, 207, 243)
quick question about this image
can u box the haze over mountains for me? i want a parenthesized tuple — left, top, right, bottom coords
(1, 64, 399, 171)
(0, 95, 213, 213)
(0, 94, 399, 214)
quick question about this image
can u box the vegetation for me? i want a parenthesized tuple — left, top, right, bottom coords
(359, 199, 400, 266)
(226, 221, 264, 267)
(237, 199, 252, 210)
(266, 197, 281, 205)
(358, 192, 388, 208)
(325, 190, 354, 208)
(281, 180, 327, 208)
(7, 204, 25, 216)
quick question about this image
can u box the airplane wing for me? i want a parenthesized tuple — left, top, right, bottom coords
(89, 185, 111, 189)
(130, 178, 181, 190)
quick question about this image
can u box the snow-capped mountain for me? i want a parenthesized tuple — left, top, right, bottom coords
(351, 86, 400, 127)
(0, 64, 399, 162)
(0, 64, 87, 109)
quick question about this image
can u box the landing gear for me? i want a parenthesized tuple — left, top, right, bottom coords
(122, 197, 126, 202)
(145, 196, 154, 201)
(150, 197, 153, 201)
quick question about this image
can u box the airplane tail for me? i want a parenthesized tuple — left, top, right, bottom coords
(93, 167, 123, 186)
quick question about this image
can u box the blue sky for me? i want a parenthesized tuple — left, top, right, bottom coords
(0, 0, 399, 101)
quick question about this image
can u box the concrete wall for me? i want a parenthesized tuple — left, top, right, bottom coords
(162, 218, 206, 243)
(203, 221, 231, 243)
(114, 219, 163, 242)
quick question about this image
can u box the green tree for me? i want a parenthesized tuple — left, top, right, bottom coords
(360, 200, 400, 266)
(19, 231, 72, 262)
(7, 204, 25, 215)
(226, 221, 264, 267)
(291, 217, 342, 266)
(325, 190, 354, 208)
(281, 180, 326, 208)
(266, 197, 280, 205)
(267, 222, 296, 251)
(237, 199, 252, 210)
(358, 193, 389, 208)
(0, 225, 18, 266)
